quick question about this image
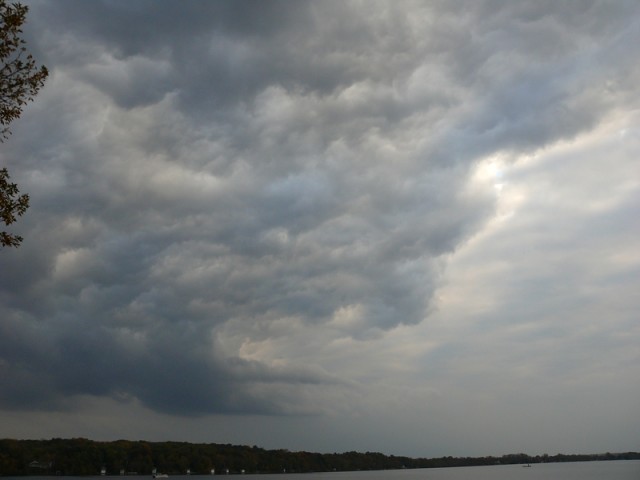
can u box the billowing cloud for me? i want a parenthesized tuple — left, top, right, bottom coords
(0, 0, 638, 457)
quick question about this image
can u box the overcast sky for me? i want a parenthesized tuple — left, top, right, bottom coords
(1, 0, 639, 458)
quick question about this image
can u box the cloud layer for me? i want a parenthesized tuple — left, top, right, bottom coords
(0, 0, 638, 456)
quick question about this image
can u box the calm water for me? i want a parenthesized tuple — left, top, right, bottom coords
(263, 461, 639, 480)
(9, 462, 640, 480)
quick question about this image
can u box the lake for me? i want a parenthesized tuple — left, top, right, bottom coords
(265, 461, 639, 479)
(7, 461, 640, 480)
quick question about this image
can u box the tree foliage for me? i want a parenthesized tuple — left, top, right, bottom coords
(0, 0, 47, 140)
(0, 166, 27, 246)
(0, 438, 638, 476)
(0, 0, 47, 247)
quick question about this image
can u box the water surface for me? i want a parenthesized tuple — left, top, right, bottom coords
(9, 461, 640, 480)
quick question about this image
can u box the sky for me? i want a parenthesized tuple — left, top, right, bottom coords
(0, 0, 639, 459)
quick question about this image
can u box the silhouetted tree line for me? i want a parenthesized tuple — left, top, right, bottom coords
(0, 438, 638, 476)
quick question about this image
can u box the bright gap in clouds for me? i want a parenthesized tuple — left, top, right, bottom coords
(475, 157, 506, 191)
(412, 110, 640, 456)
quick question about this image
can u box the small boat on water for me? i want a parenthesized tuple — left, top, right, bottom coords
(522, 464, 532, 467)
(152, 468, 169, 478)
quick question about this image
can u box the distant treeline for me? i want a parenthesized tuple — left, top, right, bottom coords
(1, 438, 638, 476)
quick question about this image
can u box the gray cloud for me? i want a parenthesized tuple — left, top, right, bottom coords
(0, 0, 638, 456)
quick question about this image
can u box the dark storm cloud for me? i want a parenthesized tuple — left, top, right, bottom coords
(1, 0, 638, 422)
(31, 0, 353, 110)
